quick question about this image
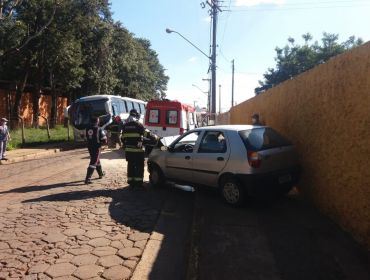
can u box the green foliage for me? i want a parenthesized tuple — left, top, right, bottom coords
(8, 125, 72, 149)
(255, 33, 363, 94)
(0, 0, 168, 102)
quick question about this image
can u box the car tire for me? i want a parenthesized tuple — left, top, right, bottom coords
(149, 164, 165, 188)
(277, 184, 293, 196)
(220, 177, 245, 206)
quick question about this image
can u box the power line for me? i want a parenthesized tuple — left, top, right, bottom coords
(229, 0, 370, 7)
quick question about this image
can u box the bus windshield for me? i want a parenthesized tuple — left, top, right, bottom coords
(72, 99, 108, 129)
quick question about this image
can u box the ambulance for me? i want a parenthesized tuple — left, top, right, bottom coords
(145, 100, 197, 139)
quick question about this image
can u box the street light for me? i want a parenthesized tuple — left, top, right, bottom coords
(191, 84, 208, 96)
(166, 27, 216, 122)
(165, 28, 210, 59)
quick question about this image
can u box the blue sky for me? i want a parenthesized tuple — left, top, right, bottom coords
(110, 0, 370, 111)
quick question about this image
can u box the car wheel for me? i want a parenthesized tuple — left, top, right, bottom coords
(220, 177, 244, 206)
(277, 184, 293, 196)
(149, 164, 165, 188)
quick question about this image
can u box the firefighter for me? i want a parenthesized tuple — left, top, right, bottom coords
(121, 109, 158, 188)
(85, 116, 107, 184)
(107, 115, 122, 148)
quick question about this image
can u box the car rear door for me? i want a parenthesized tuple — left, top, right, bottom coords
(192, 130, 230, 187)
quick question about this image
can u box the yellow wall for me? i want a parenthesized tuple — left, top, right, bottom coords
(228, 42, 370, 248)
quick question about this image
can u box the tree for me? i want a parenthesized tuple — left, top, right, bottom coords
(255, 33, 363, 94)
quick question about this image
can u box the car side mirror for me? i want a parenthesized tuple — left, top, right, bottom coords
(167, 146, 174, 153)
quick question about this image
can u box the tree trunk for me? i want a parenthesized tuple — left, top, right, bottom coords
(50, 71, 57, 128)
(11, 63, 29, 128)
(32, 86, 42, 128)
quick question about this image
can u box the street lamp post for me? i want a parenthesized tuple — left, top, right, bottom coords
(166, 28, 216, 119)
(192, 84, 209, 112)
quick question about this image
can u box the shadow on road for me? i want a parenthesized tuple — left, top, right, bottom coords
(0, 180, 85, 194)
(192, 187, 370, 280)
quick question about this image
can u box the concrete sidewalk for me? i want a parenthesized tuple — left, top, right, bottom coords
(0, 142, 85, 165)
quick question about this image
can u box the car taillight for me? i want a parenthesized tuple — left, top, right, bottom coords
(180, 128, 184, 135)
(247, 151, 261, 168)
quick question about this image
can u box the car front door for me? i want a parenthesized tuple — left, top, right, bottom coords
(164, 131, 201, 183)
(192, 131, 230, 187)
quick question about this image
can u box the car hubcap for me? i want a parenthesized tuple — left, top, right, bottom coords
(223, 182, 240, 204)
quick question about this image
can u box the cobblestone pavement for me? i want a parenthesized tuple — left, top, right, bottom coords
(0, 149, 167, 280)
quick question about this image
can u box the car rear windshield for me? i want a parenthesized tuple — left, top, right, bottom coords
(239, 128, 292, 151)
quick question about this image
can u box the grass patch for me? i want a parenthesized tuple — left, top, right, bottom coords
(8, 125, 72, 150)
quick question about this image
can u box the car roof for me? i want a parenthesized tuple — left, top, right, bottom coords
(195, 125, 266, 132)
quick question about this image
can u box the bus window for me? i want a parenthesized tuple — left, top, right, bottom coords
(166, 110, 178, 125)
(133, 102, 140, 113)
(126, 101, 134, 112)
(119, 100, 127, 113)
(148, 109, 160, 124)
(139, 103, 145, 114)
(112, 104, 118, 116)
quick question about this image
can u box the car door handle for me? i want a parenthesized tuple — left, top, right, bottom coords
(217, 157, 224, 161)
(185, 156, 191, 160)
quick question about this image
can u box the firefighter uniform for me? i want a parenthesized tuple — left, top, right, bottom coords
(107, 116, 122, 148)
(85, 117, 107, 184)
(121, 110, 158, 187)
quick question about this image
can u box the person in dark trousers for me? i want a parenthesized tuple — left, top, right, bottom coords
(121, 109, 158, 188)
(85, 116, 107, 184)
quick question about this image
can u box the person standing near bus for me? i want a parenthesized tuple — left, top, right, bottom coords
(0, 118, 11, 160)
(121, 109, 159, 188)
(84, 116, 107, 184)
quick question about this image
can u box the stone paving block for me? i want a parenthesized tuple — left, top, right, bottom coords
(88, 237, 111, 247)
(0, 241, 10, 249)
(70, 254, 98, 266)
(44, 263, 77, 278)
(72, 264, 104, 279)
(121, 239, 133, 248)
(102, 265, 131, 280)
(134, 240, 147, 249)
(110, 240, 124, 249)
(117, 248, 142, 259)
(42, 233, 67, 243)
(107, 233, 127, 241)
(128, 232, 150, 242)
(123, 260, 137, 270)
(53, 276, 79, 280)
(68, 246, 93, 256)
(92, 246, 117, 257)
(84, 230, 106, 239)
(27, 263, 50, 274)
(63, 228, 85, 237)
(97, 255, 123, 268)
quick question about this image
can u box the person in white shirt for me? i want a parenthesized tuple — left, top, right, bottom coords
(0, 118, 11, 160)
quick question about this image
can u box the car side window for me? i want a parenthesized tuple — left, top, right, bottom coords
(198, 131, 227, 153)
(171, 131, 200, 153)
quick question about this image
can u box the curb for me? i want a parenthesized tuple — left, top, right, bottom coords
(131, 192, 168, 280)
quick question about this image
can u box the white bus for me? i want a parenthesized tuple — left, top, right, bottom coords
(68, 95, 146, 141)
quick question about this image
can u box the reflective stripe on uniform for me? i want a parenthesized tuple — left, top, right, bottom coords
(125, 147, 144, 152)
(122, 132, 141, 138)
(89, 165, 96, 169)
(133, 177, 143, 181)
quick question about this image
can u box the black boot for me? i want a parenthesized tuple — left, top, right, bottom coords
(85, 167, 95, 184)
(96, 165, 105, 179)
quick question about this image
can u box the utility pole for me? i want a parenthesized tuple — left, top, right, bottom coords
(231, 59, 235, 108)
(203, 0, 221, 121)
(219, 84, 222, 114)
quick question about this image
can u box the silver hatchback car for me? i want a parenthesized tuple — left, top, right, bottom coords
(148, 125, 300, 206)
